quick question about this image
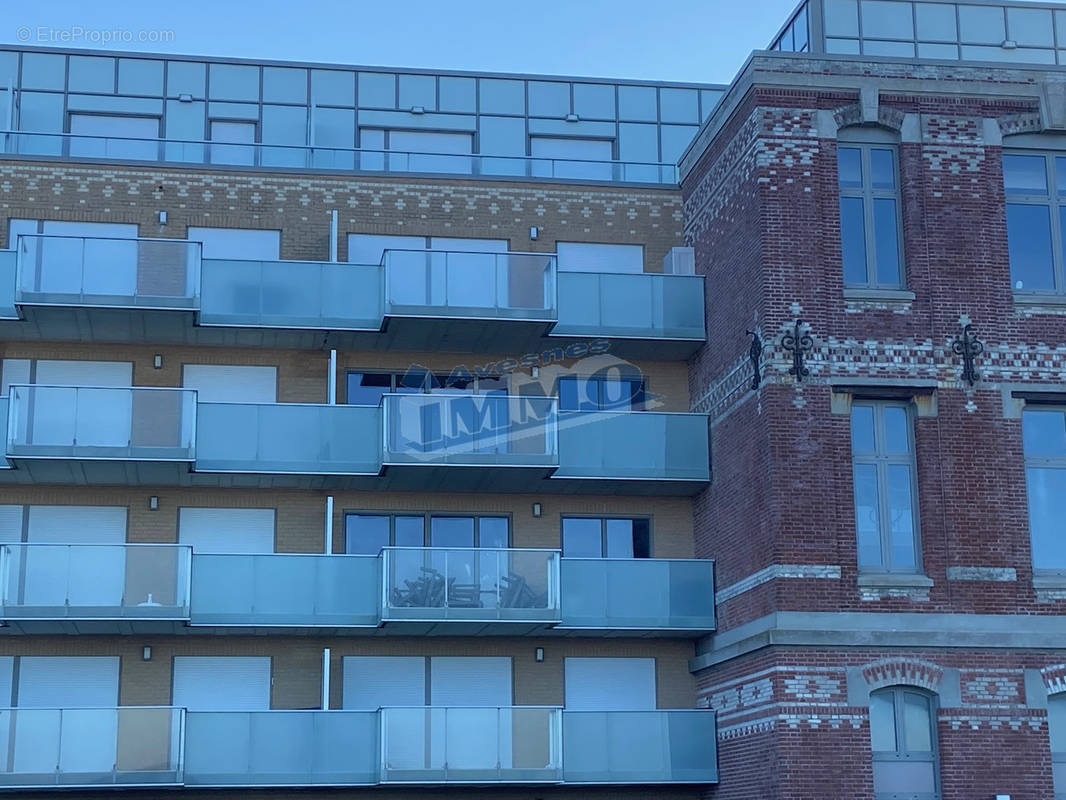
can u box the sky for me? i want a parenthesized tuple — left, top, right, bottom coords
(1, 0, 802, 85)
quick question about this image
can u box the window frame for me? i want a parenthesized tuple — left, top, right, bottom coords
(1002, 151, 1066, 295)
(1049, 692, 1066, 799)
(850, 399, 922, 574)
(344, 369, 507, 404)
(837, 135, 906, 290)
(556, 374, 647, 412)
(1021, 404, 1066, 576)
(560, 514, 653, 558)
(342, 510, 513, 553)
(869, 686, 941, 800)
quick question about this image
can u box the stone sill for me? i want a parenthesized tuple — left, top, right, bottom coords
(1033, 575, 1066, 590)
(1014, 292, 1066, 308)
(857, 573, 934, 589)
(843, 288, 916, 303)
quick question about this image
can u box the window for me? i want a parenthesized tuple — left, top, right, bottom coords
(346, 371, 506, 405)
(359, 129, 473, 174)
(869, 687, 940, 800)
(530, 136, 614, 181)
(1003, 153, 1066, 293)
(344, 513, 509, 554)
(1022, 407, 1066, 573)
(68, 114, 160, 161)
(1049, 693, 1066, 798)
(562, 517, 651, 558)
(850, 401, 920, 572)
(838, 138, 904, 288)
(209, 120, 256, 166)
(558, 375, 645, 411)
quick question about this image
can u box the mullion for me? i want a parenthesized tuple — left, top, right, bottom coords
(1051, 156, 1066, 292)
(862, 145, 879, 286)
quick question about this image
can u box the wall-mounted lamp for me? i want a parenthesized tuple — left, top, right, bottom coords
(178, 93, 193, 103)
(410, 105, 425, 114)
(534, 647, 544, 663)
(531, 366, 540, 379)
(531, 502, 542, 518)
(148, 496, 159, 511)
(153, 354, 163, 369)
(529, 226, 538, 241)
(565, 113, 580, 122)
(142, 646, 152, 661)
(157, 210, 167, 225)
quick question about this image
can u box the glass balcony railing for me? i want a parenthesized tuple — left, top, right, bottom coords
(0, 249, 16, 319)
(555, 272, 705, 340)
(0, 130, 680, 184)
(183, 710, 378, 786)
(380, 706, 562, 783)
(0, 707, 184, 788)
(189, 554, 380, 626)
(381, 547, 559, 622)
(0, 544, 191, 620)
(0, 397, 8, 469)
(5, 385, 197, 461)
(14, 234, 200, 310)
(383, 394, 558, 467)
(380, 250, 556, 321)
(198, 258, 382, 330)
(559, 558, 715, 630)
(562, 710, 718, 783)
(556, 411, 710, 481)
(194, 402, 381, 474)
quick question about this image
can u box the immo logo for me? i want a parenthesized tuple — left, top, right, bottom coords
(385, 341, 662, 461)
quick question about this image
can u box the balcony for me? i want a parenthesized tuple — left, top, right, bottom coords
(4, 385, 197, 484)
(0, 706, 184, 789)
(0, 236, 705, 358)
(558, 558, 716, 632)
(381, 547, 560, 633)
(562, 710, 718, 783)
(189, 554, 380, 628)
(0, 130, 680, 185)
(0, 544, 191, 633)
(554, 271, 706, 359)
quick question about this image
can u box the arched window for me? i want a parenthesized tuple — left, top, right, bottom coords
(869, 686, 940, 799)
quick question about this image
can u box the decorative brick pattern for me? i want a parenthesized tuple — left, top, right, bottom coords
(861, 658, 944, 693)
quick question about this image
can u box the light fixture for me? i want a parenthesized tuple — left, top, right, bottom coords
(157, 210, 167, 225)
(153, 354, 163, 369)
(565, 113, 579, 122)
(531, 366, 540, 379)
(529, 226, 538, 241)
(532, 502, 542, 518)
(177, 93, 193, 103)
(410, 105, 425, 114)
(148, 496, 159, 511)
(142, 646, 152, 661)
(1001, 39, 1017, 49)
(534, 647, 544, 663)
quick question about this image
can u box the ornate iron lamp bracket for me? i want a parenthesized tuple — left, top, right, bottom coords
(782, 319, 813, 382)
(745, 330, 763, 390)
(952, 323, 984, 386)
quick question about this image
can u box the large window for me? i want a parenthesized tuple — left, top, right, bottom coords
(838, 138, 904, 289)
(346, 371, 508, 405)
(558, 375, 645, 412)
(850, 401, 920, 573)
(1003, 153, 1066, 294)
(869, 687, 940, 800)
(1023, 407, 1066, 573)
(68, 113, 159, 161)
(562, 516, 651, 558)
(344, 513, 509, 554)
(1050, 693, 1066, 799)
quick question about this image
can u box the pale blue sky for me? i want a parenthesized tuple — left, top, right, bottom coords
(2, 0, 801, 85)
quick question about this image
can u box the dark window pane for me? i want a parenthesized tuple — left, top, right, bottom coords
(870, 148, 895, 190)
(345, 514, 390, 555)
(605, 519, 635, 557)
(1003, 154, 1048, 195)
(394, 516, 425, 547)
(1057, 157, 1066, 198)
(902, 693, 932, 752)
(558, 376, 590, 411)
(854, 464, 883, 568)
(478, 517, 509, 548)
(887, 465, 917, 570)
(838, 146, 863, 188)
(562, 518, 602, 557)
(431, 516, 475, 548)
(601, 378, 644, 411)
(631, 519, 651, 558)
(851, 405, 876, 453)
(1022, 410, 1066, 457)
(840, 196, 869, 284)
(1006, 203, 1055, 290)
(347, 372, 393, 405)
(1027, 467, 1066, 569)
(883, 406, 910, 455)
(872, 197, 901, 286)
(869, 692, 897, 752)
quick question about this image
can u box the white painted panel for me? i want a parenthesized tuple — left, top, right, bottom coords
(178, 508, 275, 554)
(21, 506, 127, 608)
(173, 657, 271, 711)
(342, 656, 425, 709)
(182, 365, 277, 403)
(556, 242, 644, 274)
(188, 227, 280, 261)
(347, 233, 424, 265)
(15, 657, 120, 775)
(564, 657, 656, 710)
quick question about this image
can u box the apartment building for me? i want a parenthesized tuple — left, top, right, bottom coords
(1, 0, 1065, 798)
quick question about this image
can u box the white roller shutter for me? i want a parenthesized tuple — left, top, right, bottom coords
(342, 656, 425, 709)
(564, 658, 656, 710)
(0, 359, 30, 394)
(17, 656, 119, 707)
(33, 360, 132, 386)
(347, 234, 424, 265)
(0, 506, 22, 543)
(430, 657, 511, 706)
(182, 365, 277, 403)
(172, 657, 271, 711)
(188, 227, 280, 261)
(26, 506, 126, 543)
(556, 242, 644, 274)
(178, 508, 275, 554)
